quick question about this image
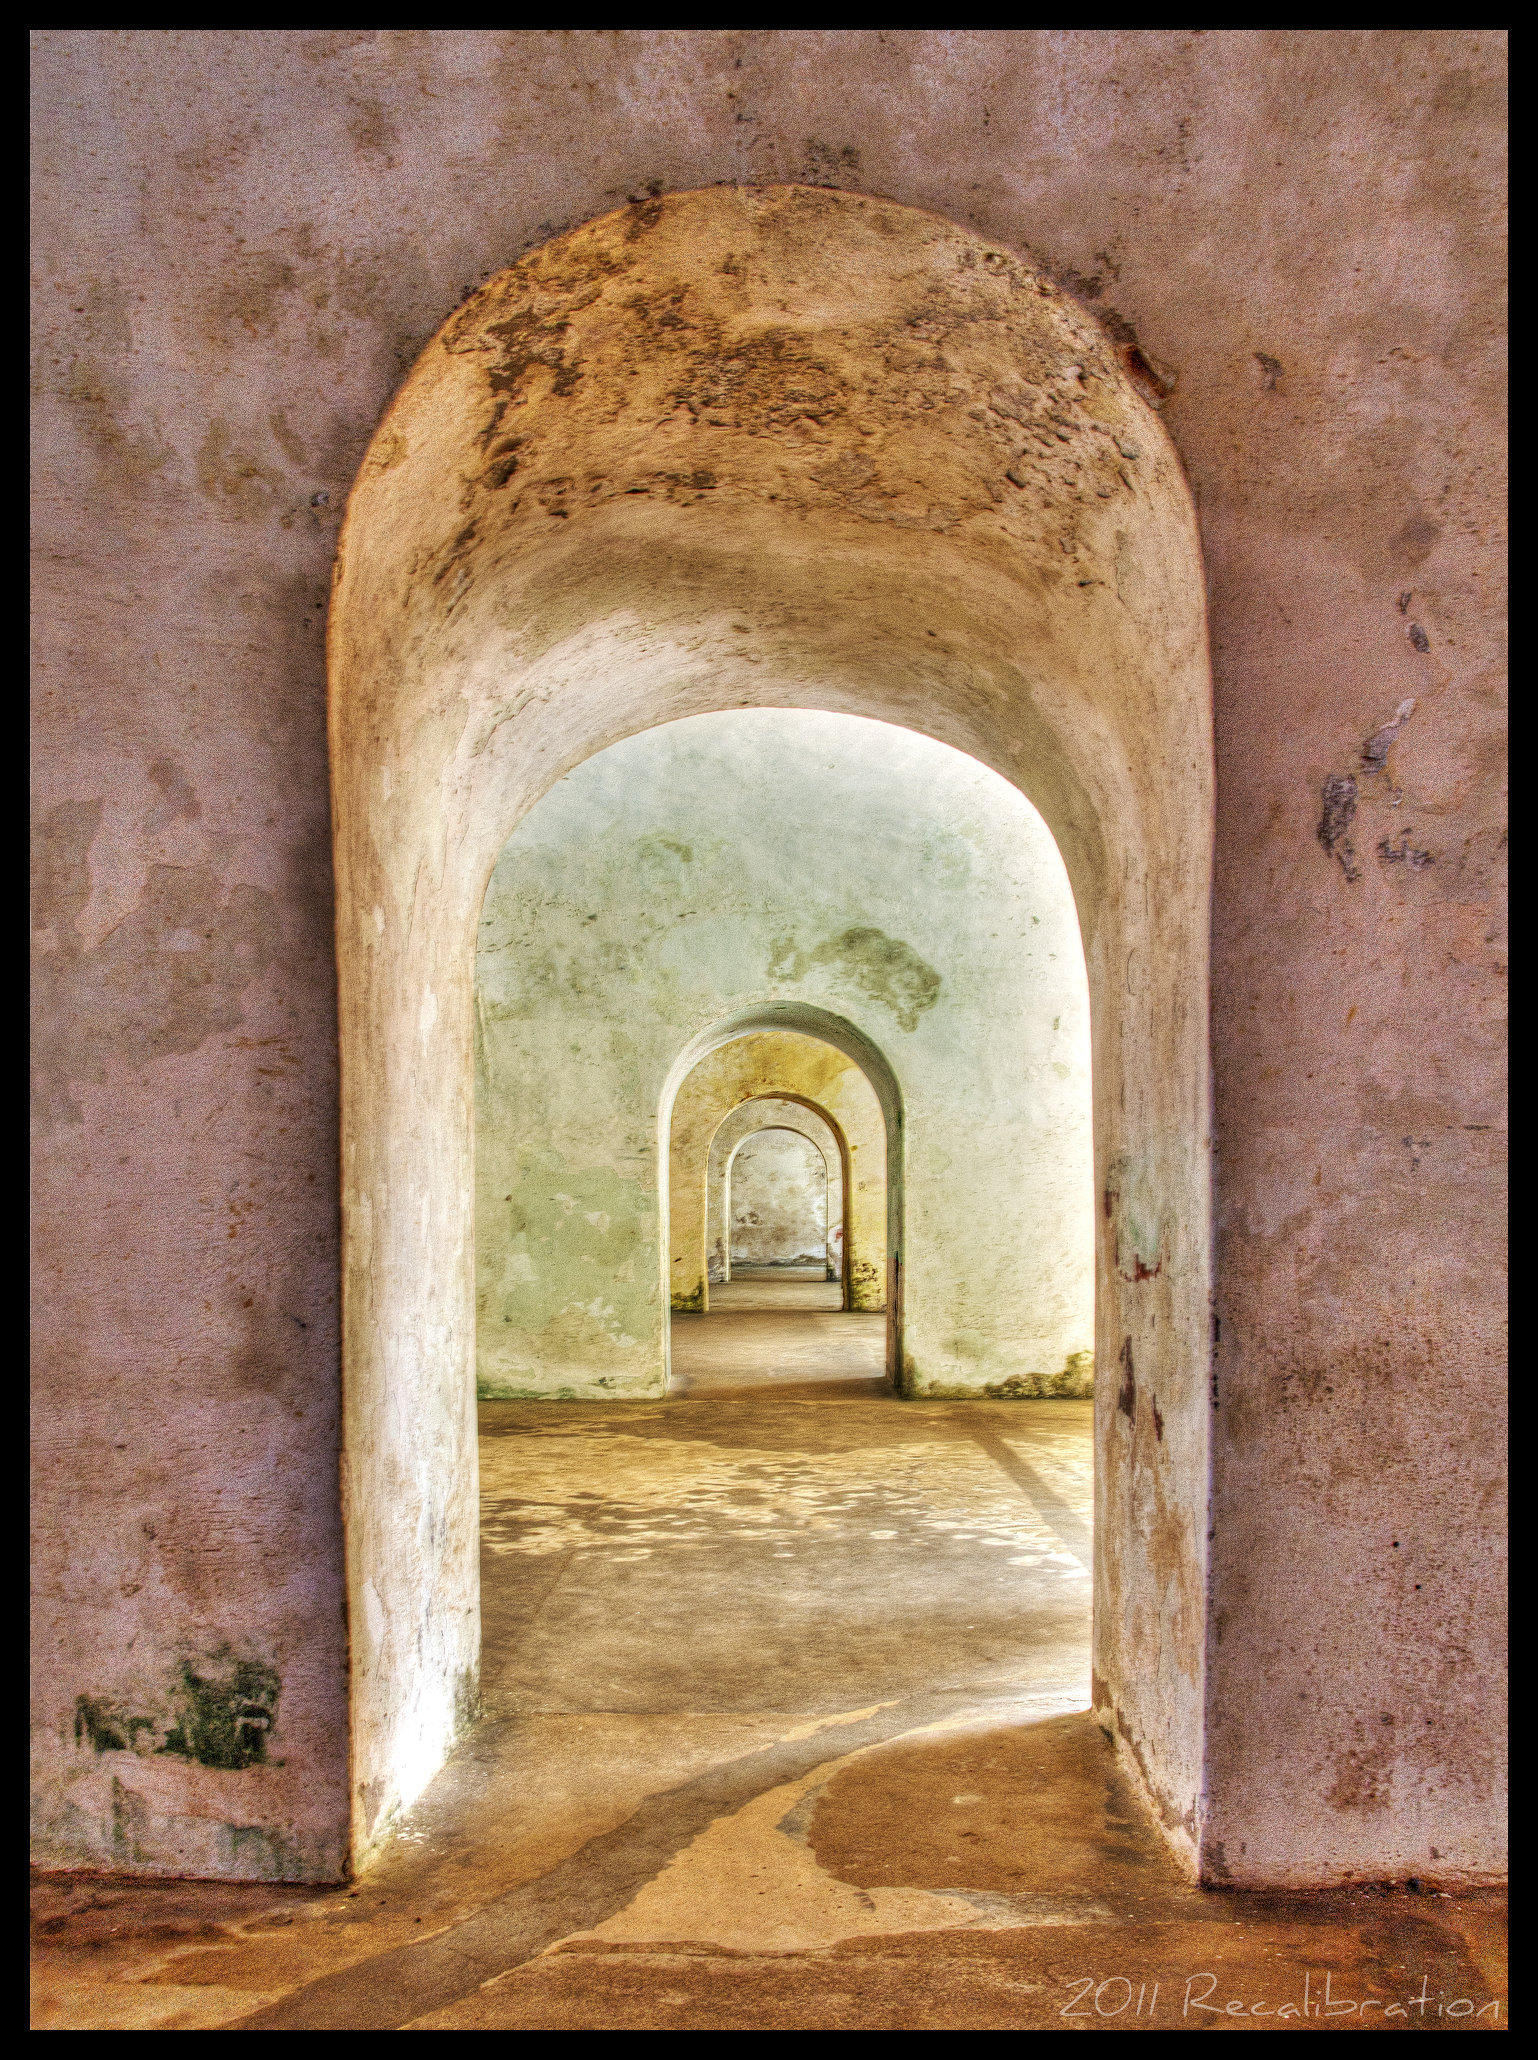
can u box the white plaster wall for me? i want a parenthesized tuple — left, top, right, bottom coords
(474, 711, 1093, 1399)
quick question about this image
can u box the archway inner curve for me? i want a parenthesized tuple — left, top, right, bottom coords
(333, 185, 1213, 1872)
(713, 1096, 847, 1287)
(724, 1127, 832, 1272)
(664, 1024, 891, 1335)
(728, 1129, 828, 1259)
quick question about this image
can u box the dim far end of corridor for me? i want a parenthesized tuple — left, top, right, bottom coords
(32, 102, 1505, 2038)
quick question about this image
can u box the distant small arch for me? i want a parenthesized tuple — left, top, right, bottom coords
(659, 1005, 903, 1374)
(711, 1096, 847, 1289)
(721, 1124, 835, 1276)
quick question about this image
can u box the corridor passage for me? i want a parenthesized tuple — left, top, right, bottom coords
(703, 1264, 846, 1312)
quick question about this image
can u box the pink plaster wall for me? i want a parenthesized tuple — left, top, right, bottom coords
(30, 30, 1505, 1882)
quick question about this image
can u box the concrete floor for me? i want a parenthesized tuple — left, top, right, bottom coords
(32, 1293, 1506, 2029)
(706, 1263, 849, 1317)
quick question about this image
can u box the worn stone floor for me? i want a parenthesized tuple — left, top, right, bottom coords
(32, 1294, 1506, 2029)
(705, 1263, 849, 1318)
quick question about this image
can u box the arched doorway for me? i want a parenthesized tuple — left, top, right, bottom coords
(724, 1126, 834, 1268)
(330, 187, 1213, 1872)
(656, 1004, 906, 1390)
(713, 1102, 845, 1289)
(664, 1027, 885, 1314)
(684, 1089, 869, 1395)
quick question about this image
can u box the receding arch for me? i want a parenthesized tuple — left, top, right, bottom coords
(711, 1096, 848, 1287)
(667, 1030, 888, 1322)
(721, 1123, 836, 1275)
(658, 1007, 905, 1386)
(330, 186, 1213, 1872)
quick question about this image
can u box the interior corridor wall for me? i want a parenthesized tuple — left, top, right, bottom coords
(474, 711, 1093, 1399)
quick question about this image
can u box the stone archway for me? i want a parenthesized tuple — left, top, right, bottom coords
(658, 1004, 905, 1390)
(711, 1099, 847, 1288)
(721, 1126, 833, 1271)
(667, 1030, 886, 1318)
(330, 186, 1213, 1872)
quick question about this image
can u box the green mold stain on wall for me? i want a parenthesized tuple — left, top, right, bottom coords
(160, 1652, 281, 1769)
(74, 1696, 156, 1755)
(769, 927, 942, 1033)
(849, 1258, 885, 1312)
(73, 1647, 282, 1771)
(916, 1351, 1096, 1401)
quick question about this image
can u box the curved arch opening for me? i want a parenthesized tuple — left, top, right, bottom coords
(656, 1007, 904, 1386)
(723, 1127, 831, 1274)
(714, 1096, 847, 1290)
(333, 186, 1212, 1871)
(661, 1018, 897, 1392)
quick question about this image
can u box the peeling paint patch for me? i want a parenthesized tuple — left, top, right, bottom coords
(1320, 700, 1422, 884)
(1317, 772, 1361, 881)
(1360, 697, 1417, 777)
(1378, 835, 1434, 871)
(1117, 1336, 1136, 1421)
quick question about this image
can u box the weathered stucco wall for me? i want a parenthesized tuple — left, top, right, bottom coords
(475, 713, 1090, 1389)
(710, 1099, 844, 1281)
(32, 30, 1504, 1888)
